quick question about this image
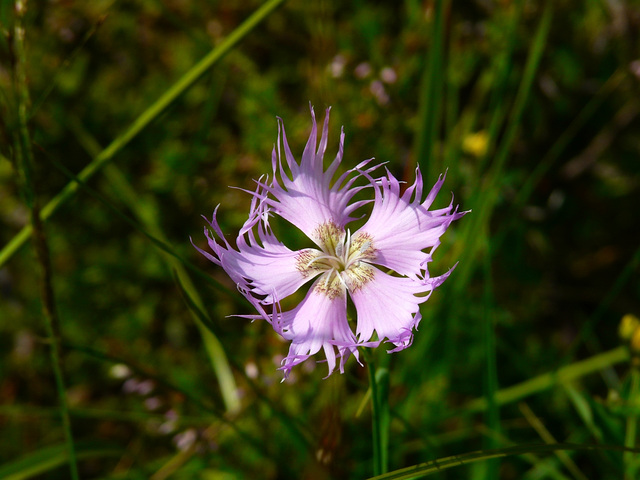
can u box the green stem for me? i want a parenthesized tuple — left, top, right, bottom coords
(364, 349, 389, 476)
(12, 2, 79, 478)
(367, 353, 382, 476)
(0, 0, 288, 269)
(624, 368, 640, 479)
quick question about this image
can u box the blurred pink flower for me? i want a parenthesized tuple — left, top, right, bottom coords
(195, 106, 467, 378)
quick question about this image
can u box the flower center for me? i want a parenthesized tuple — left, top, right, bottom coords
(296, 222, 377, 298)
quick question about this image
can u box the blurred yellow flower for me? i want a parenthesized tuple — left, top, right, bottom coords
(463, 130, 488, 157)
(619, 313, 640, 341)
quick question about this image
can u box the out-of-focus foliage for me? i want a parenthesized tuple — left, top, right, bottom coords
(1, 0, 639, 478)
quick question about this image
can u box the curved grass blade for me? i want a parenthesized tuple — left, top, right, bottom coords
(0, 0, 288, 269)
(366, 443, 640, 480)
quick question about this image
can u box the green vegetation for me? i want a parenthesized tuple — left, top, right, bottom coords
(1, 1, 639, 478)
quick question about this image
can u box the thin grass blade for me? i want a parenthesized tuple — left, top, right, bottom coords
(366, 443, 640, 480)
(0, 0, 288, 269)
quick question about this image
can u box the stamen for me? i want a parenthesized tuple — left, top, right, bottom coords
(306, 253, 334, 268)
(343, 229, 352, 263)
(337, 271, 348, 290)
(322, 269, 334, 289)
(306, 223, 377, 297)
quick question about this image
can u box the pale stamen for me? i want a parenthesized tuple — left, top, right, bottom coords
(301, 224, 376, 296)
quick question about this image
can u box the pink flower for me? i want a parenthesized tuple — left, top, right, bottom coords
(194, 106, 467, 379)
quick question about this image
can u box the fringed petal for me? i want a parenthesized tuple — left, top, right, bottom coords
(356, 169, 468, 280)
(275, 282, 358, 379)
(347, 266, 446, 352)
(263, 106, 381, 246)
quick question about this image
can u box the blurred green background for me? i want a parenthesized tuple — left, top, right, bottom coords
(1, 0, 640, 478)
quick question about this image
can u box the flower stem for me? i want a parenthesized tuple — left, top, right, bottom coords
(364, 349, 389, 476)
(12, 2, 79, 478)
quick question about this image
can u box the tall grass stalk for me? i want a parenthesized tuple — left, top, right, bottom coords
(11, 1, 79, 478)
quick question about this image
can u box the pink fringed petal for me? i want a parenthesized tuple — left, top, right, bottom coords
(357, 169, 467, 280)
(260, 106, 380, 246)
(194, 188, 321, 310)
(348, 266, 437, 352)
(275, 283, 358, 379)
